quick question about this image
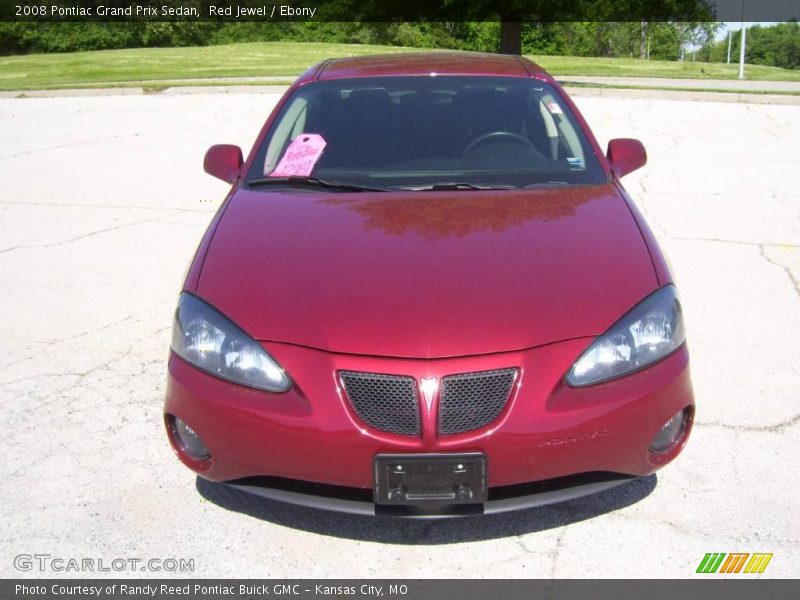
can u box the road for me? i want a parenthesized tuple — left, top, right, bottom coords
(557, 75, 800, 93)
(0, 90, 798, 578)
(2, 75, 798, 101)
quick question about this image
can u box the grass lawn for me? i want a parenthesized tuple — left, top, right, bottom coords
(530, 54, 800, 81)
(1, 41, 798, 91)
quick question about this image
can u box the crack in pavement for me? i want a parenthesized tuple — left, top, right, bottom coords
(55, 302, 172, 344)
(770, 193, 800, 213)
(0, 199, 213, 213)
(0, 134, 122, 161)
(548, 530, 565, 578)
(0, 325, 169, 390)
(0, 372, 83, 387)
(0, 209, 190, 255)
(695, 412, 800, 433)
(672, 236, 800, 250)
(1, 324, 170, 430)
(610, 510, 800, 549)
(0, 121, 214, 161)
(515, 537, 533, 556)
(0, 297, 171, 370)
(635, 195, 670, 239)
(482, 540, 535, 570)
(759, 244, 800, 298)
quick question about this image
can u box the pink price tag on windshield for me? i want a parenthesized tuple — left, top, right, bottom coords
(269, 134, 327, 177)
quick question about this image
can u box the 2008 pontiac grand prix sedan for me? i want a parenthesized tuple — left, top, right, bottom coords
(164, 52, 695, 517)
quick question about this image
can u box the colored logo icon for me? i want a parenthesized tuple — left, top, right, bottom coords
(696, 553, 773, 574)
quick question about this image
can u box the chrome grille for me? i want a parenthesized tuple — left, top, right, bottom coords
(438, 368, 518, 435)
(340, 371, 420, 436)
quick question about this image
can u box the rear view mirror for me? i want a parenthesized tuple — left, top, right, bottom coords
(204, 144, 243, 183)
(606, 139, 647, 179)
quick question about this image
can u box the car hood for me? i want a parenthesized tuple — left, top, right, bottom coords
(197, 185, 657, 358)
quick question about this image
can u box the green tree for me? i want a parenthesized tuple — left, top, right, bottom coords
(703, 22, 799, 69)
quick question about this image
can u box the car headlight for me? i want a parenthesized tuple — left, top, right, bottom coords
(171, 293, 291, 392)
(566, 285, 685, 387)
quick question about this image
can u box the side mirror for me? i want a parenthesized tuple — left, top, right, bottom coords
(204, 144, 243, 183)
(606, 138, 647, 179)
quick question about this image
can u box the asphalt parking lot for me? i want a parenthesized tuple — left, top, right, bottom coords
(1, 89, 798, 578)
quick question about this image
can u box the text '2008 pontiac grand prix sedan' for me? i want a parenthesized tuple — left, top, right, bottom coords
(164, 52, 694, 518)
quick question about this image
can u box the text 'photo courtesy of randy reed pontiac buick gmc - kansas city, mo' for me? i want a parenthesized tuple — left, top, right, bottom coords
(163, 52, 695, 518)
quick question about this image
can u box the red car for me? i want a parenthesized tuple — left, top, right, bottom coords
(164, 52, 694, 517)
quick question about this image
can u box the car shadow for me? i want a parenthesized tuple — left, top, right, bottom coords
(196, 474, 657, 544)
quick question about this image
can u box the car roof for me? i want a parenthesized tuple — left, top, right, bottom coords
(299, 52, 548, 83)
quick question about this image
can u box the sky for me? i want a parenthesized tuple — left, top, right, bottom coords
(715, 21, 782, 40)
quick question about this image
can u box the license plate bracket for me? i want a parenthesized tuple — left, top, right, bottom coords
(374, 453, 487, 505)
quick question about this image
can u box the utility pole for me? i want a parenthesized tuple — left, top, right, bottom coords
(726, 29, 732, 63)
(738, 1, 747, 79)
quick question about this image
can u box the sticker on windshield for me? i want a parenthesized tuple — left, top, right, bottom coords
(567, 157, 584, 168)
(545, 102, 563, 114)
(269, 134, 327, 177)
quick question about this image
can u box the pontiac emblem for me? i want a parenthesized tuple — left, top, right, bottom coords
(419, 377, 438, 412)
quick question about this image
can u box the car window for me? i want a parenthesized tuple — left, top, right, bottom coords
(264, 97, 308, 174)
(248, 76, 607, 189)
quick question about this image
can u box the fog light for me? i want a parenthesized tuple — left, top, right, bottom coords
(650, 408, 689, 454)
(171, 416, 210, 460)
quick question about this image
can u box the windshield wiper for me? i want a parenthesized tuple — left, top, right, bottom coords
(523, 181, 569, 188)
(247, 176, 388, 193)
(405, 182, 517, 191)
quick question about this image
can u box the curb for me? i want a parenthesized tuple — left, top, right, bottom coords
(2, 84, 799, 105)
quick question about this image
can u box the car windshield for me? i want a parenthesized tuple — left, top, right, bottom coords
(246, 76, 607, 190)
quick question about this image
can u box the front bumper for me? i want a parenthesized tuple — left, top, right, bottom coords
(164, 337, 694, 515)
(223, 471, 640, 518)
